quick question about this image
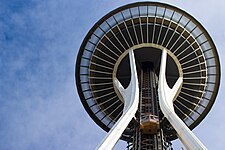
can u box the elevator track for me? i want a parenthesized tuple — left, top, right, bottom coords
(127, 62, 172, 150)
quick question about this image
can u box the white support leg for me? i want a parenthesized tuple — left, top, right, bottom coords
(96, 49, 139, 150)
(158, 49, 207, 150)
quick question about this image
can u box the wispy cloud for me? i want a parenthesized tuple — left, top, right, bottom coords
(0, 0, 224, 150)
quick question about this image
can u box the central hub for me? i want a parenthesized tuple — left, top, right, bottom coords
(114, 46, 181, 90)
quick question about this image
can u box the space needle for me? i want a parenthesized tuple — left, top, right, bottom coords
(76, 2, 220, 149)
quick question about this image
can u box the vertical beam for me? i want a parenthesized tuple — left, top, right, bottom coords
(96, 49, 139, 150)
(158, 49, 207, 150)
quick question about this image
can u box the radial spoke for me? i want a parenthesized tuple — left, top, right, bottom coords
(90, 69, 112, 75)
(182, 62, 205, 70)
(113, 15, 130, 48)
(92, 95, 118, 107)
(92, 87, 114, 93)
(176, 99, 201, 116)
(152, 6, 157, 43)
(179, 48, 200, 62)
(105, 20, 126, 52)
(101, 102, 123, 121)
(89, 76, 112, 80)
(156, 8, 167, 44)
(183, 82, 205, 86)
(90, 62, 113, 71)
(92, 54, 115, 66)
(180, 91, 201, 100)
(101, 99, 120, 112)
(182, 86, 205, 93)
(174, 103, 195, 122)
(161, 10, 175, 45)
(121, 12, 135, 46)
(129, 8, 139, 45)
(183, 69, 206, 75)
(165, 13, 183, 48)
(98, 26, 123, 54)
(138, 6, 144, 43)
(180, 55, 203, 65)
(94, 91, 115, 100)
(89, 82, 113, 86)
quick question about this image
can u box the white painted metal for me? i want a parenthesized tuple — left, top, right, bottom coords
(96, 49, 139, 150)
(158, 49, 207, 150)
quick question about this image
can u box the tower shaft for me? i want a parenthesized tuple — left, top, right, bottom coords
(131, 62, 170, 150)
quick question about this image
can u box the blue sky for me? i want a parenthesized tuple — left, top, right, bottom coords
(0, 0, 224, 149)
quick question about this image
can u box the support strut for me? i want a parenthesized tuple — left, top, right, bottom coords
(96, 49, 139, 150)
(158, 49, 207, 150)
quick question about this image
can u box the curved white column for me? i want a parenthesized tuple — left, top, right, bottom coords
(158, 49, 207, 150)
(96, 49, 139, 150)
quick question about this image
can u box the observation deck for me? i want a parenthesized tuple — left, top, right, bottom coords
(76, 2, 220, 141)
